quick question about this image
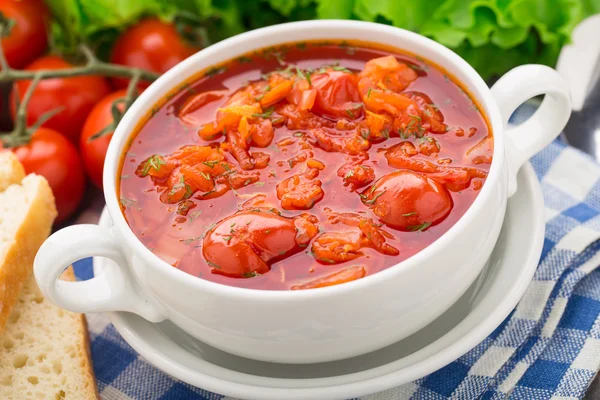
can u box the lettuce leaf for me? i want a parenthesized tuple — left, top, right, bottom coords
(44, 0, 600, 80)
(255, 0, 599, 79)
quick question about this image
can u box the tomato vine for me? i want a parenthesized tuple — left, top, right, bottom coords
(0, 12, 160, 147)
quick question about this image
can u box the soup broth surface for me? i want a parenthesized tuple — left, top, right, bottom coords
(118, 41, 492, 290)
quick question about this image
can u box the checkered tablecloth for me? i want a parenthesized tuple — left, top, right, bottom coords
(72, 107, 600, 399)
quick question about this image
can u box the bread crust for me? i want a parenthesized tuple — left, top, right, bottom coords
(0, 152, 97, 399)
(0, 175, 57, 331)
(61, 268, 100, 399)
(0, 152, 25, 192)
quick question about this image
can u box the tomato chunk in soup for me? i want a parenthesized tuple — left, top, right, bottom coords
(118, 41, 492, 290)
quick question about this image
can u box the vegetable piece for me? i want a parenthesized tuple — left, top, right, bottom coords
(110, 18, 201, 89)
(404, 91, 446, 133)
(337, 163, 374, 189)
(287, 78, 318, 111)
(202, 210, 319, 278)
(135, 144, 240, 203)
(323, 209, 399, 255)
(310, 70, 362, 119)
(291, 266, 366, 290)
(360, 83, 419, 117)
(311, 231, 364, 264)
(11, 55, 111, 143)
(0, 0, 49, 69)
(11, 128, 85, 223)
(358, 219, 399, 256)
(384, 142, 487, 191)
(360, 170, 452, 231)
(178, 90, 229, 125)
(276, 174, 324, 210)
(80, 89, 128, 188)
(467, 136, 493, 164)
(359, 56, 418, 93)
(199, 103, 262, 140)
(365, 110, 392, 140)
(417, 137, 441, 156)
(312, 128, 370, 155)
(259, 80, 293, 108)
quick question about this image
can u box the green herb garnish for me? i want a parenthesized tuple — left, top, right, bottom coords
(188, 211, 202, 222)
(199, 171, 211, 180)
(252, 106, 275, 119)
(317, 257, 336, 264)
(205, 66, 226, 77)
(408, 222, 432, 232)
(141, 155, 166, 176)
(332, 65, 351, 73)
(182, 235, 203, 244)
(237, 56, 252, 64)
(120, 197, 136, 207)
(361, 190, 386, 205)
(202, 160, 219, 168)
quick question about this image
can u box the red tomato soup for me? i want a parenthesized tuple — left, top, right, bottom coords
(118, 41, 492, 290)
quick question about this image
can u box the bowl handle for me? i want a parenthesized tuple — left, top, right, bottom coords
(491, 64, 571, 196)
(34, 224, 166, 322)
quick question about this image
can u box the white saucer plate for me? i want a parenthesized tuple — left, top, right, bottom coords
(94, 163, 544, 400)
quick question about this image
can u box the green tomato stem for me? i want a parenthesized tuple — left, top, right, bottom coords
(0, 15, 159, 148)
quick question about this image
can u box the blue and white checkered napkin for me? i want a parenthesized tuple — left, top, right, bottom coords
(73, 133, 600, 399)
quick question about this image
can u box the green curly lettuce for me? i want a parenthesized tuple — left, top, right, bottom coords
(254, 0, 600, 79)
(44, 0, 600, 80)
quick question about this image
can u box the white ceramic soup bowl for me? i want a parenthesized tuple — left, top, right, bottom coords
(34, 20, 570, 364)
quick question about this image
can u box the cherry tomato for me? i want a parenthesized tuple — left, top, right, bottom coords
(202, 210, 318, 278)
(110, 18, 200, 89)
(11, 55, 111, 143)
(80, 89, 128, 188)
(12, 128, 86, 223)
(361, 170, 452, 231)
(0, 0, 48, 68)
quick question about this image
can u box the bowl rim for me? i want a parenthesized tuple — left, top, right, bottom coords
(103, 19, 506, 300)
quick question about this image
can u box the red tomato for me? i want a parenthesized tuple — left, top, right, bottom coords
(110, 18, 200, 89)
(361, 170, 453, 231)
(0, 0, 48, 68)
(80, 90, 128, 188)
(12, 128, 86, 223)
(11, 56, 111, 143)
(311, 71, 362, 119)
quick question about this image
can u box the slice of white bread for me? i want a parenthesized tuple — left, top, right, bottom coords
(0, 152, 57, 330)
(0, 152, 25, 191)
(0, 152, 98, 398)
(0, 268, 98, 399)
